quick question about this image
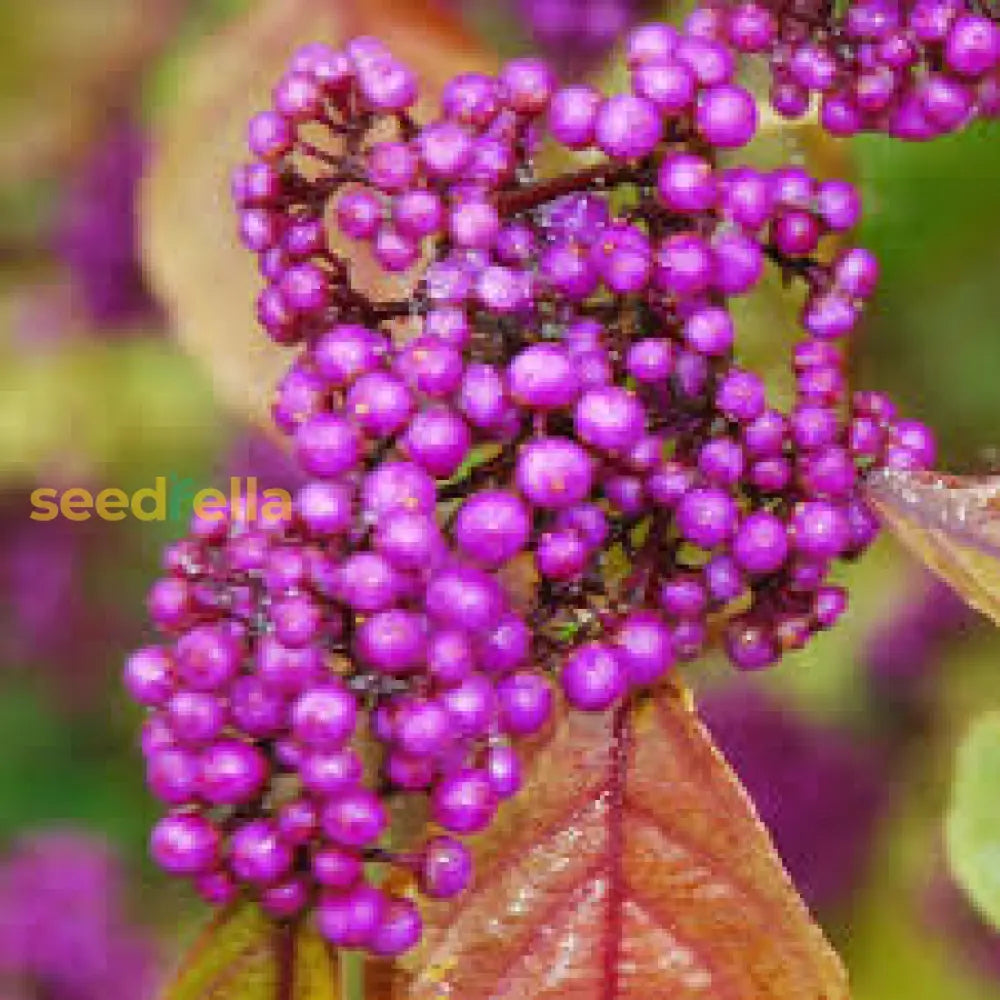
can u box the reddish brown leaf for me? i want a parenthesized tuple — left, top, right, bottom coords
(141, 0, 496, 429)
(866, 469, 1000, 626)
(399, 684, 849, 999)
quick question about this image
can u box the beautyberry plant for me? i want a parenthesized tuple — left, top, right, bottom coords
(708, 0, 999, 138)
(126, 5, 960, 962)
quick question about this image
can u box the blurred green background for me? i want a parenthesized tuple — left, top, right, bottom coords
(0, 1, 998, 997)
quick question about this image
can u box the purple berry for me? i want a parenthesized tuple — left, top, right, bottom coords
(321, 789, 387, 848)
(790, 501, 850, 560)
(516, 437, 594, 509)
(291, 684, 357, 749)
(561, 642, 628, 711)
(456, 490, 532, 567)
(124, 647, 174, 706)
(394, 699, 451, 758)
(229, 820, 292, 885)
(615, 613, 675, 686)
(509, 343, 580, 409)
(497, 672, 553, 736)
(200, 740, 269, 806)
(575, 387, 646, 453)
(432, 769, 496, 833)
(658, 153, 716, 212)
(151, 814, 219, 875)
(676, 488, 738, 548)
(420, 837, 472, 899)
(317, 885, 386, 948)
(595, 95, 663, 158)
(732, 511, 789, 575)
(370, 898, 423, 957)
(549, 85, 602, 147)
(696, 84, 757, 147)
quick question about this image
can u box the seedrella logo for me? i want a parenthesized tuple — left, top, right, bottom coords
(29, 474, 292, 524)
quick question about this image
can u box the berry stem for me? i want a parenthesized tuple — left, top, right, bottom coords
(761, 242, 827, 289)
(493, 162, 640, 217)
(367, 299, 424, 321)
(277, 919, 294, 1000)
(339, 947, 366, 1000)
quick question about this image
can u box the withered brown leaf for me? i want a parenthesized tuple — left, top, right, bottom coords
(141, 0, 496, 429)
(866, 468, 1000, 626)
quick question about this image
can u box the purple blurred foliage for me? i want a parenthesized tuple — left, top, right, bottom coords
(925, 868, 1000, 983)
(2, 493, 88, 663)
(516, 0, 645, 72)
(220, 427, 306, 493)
(0, 832, 157, 1000)
(53, 118, 159, 330)
(439, 0, 650, 75)
(0, 490, 130, 706)
(8, 285, 79, 351)
(864, 575, 978, 695)
(700, 685, 887, 913)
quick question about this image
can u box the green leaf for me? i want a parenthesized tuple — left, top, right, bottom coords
(0, 337, 222, 480)
(162, 904, 328, 1000)
(946, 712, 1000, 931)
(553, 618, 583, 643)
(439, 443, 502, 489)
(159, 903, 395, 1000)
(855, 128, 1000, 467)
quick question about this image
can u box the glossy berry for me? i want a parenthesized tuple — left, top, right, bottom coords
(561, 643, 628, 711)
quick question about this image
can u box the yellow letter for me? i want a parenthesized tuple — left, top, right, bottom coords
(243, 476, 258, 522)
(132, 476, 167, 522)
(96, 488, 129, 522)
(61, 487, 93, 522)
(29, 488, 59, 521)
(194, 488, 227, 522)
(261, 489, 292, 527)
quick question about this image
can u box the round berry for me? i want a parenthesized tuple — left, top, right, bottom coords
(561, 643, 628, 711)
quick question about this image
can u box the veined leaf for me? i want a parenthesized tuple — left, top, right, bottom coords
(398, 683, 849, 999)
(142, 0, 496, 429)
(946, 712, 1000, 932)
(866, 469, 1000, 626)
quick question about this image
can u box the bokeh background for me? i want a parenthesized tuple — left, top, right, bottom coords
(0, 1, 998, 998)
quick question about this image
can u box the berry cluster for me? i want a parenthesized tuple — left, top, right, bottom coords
(697, 0, 1000, 139)
(129, 23, 937, 955)
(132, 502, 506, 955)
